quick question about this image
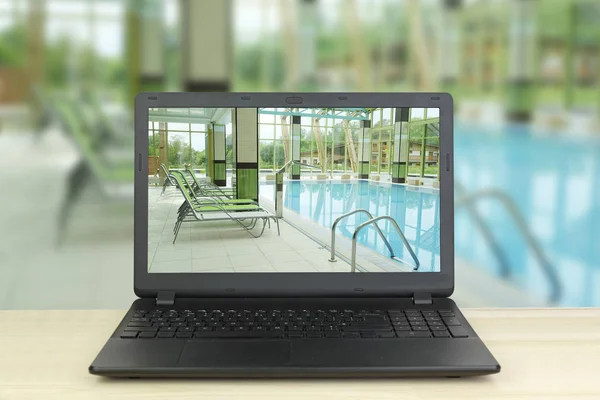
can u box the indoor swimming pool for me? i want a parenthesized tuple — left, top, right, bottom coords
(260, 122, 600, 306)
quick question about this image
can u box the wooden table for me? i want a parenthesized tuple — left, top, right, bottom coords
(1, 309, 599, 399)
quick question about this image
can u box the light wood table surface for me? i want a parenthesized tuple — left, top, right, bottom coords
(1, 308, 599, 399)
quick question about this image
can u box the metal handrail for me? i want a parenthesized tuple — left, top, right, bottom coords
(276, 160, 321, 174)
(351, 216, 420, 272)
(329, 209, 394, 262)
(455, 184, 511, 279)
(456, 188, 561, 303)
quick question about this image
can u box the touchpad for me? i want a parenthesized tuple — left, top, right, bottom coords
(178, 340, 291, 367)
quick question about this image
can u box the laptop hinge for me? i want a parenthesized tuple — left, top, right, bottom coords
(156, 291, 175, 306)
(413, 292, 432, 305)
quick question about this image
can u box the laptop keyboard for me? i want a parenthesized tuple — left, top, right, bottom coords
(121, 308, 468, 339)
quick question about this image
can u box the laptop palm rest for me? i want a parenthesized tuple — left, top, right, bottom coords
(178, 340, 292, 367)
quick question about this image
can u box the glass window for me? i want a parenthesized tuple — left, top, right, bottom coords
(259, 123, 275, 140)
(259, 112, 274, 124)
(410, 108, 425, 120)
(190, 133, 206, 173)
(259, 140, 275, 171)
(382, 108, 393, 125)
(190, 123, 206, 132)
(427, 108, 440, 118)
(167, 132, 190, 169)
(274, 124, 283, 140)
(301, 115, 313, 126)
(372, 109, 381, 127)
(167, 122, 189, 132)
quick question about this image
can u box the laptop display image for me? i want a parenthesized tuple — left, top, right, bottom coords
(89, 93, 500, 378)
(148, 106, 440, 274)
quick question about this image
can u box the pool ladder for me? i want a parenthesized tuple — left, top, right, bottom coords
(329, 209, 420, 272)
(455, 184, 561, 304)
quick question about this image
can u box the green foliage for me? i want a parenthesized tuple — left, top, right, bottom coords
(234, 44, 285, 90)
(259, 141, 285, 169)
(148, 136, 206, 169)
(0, 24, 27, 66)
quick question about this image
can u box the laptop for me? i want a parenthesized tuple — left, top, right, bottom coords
(89, 92, 500, 378)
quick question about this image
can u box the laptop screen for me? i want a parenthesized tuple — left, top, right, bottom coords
(148, 107, 440, 273)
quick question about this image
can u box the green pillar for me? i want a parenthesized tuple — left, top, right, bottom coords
(440, 0, 461, 95)
(213, 124, 226, 186)
(357, 120, 371, 179)
(180, 0, 231, 91)
(230, 109, 237, 195)
(125, 0, 165, 105)
(564, 2, 576, 110)
(290, 115, 301, 179)
(392, 108, 409, 183)
(505, 0, 538, 122)
(205, 125, 214, 181)
(297, 0, 317, 90)
(235, 108, 259, 202)
(420, 123, 427, 179)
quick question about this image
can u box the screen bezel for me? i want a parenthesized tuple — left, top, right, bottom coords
(135, 93, 454, 298)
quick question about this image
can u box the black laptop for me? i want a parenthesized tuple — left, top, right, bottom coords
(89, 92, 500, 378)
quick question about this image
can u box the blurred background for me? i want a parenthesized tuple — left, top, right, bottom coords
(0, 0, 598, 309)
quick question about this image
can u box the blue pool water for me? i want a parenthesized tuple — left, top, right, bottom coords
(278, 180, 440, 272)
(260, 121, 600, 306)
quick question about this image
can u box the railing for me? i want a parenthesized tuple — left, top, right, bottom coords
(350, 216, 420, 273)
(274, 161, 321, 218)
(455, 187, 561, 303)
(455, 184, 511, 279)
(329, 209, 394, 263)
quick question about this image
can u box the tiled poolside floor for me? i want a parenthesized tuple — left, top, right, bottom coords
(149, 187, 352, 273)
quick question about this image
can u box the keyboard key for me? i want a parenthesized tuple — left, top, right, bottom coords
(324, 332, 341, 338)
(409, 321, 426, 326)
(138, 332, 156, 339)
(393, 325, 410, 331)
(176, 332, 194, 339)
(433, 331, 451, 338)
(125, 327, 157, 332)
(288, 332, 304, 339)
(396, 331, 431, 338)
(342, 332, 360, 339)
(377, 332, 396, 338)
(443, 317, 461, 326)
(158, 332, 175, 338)
(429, 326, 448, 331)
(449, 326, 469, 338)
(360, 332, 377, 338)
(127, 322, 151, 327)
(344, 327, 392, 332)
(120, 331, 138, 339)
(306, 332, 322, 338)
(427, 321, 443, 326)
(411, 326, 429, 331)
